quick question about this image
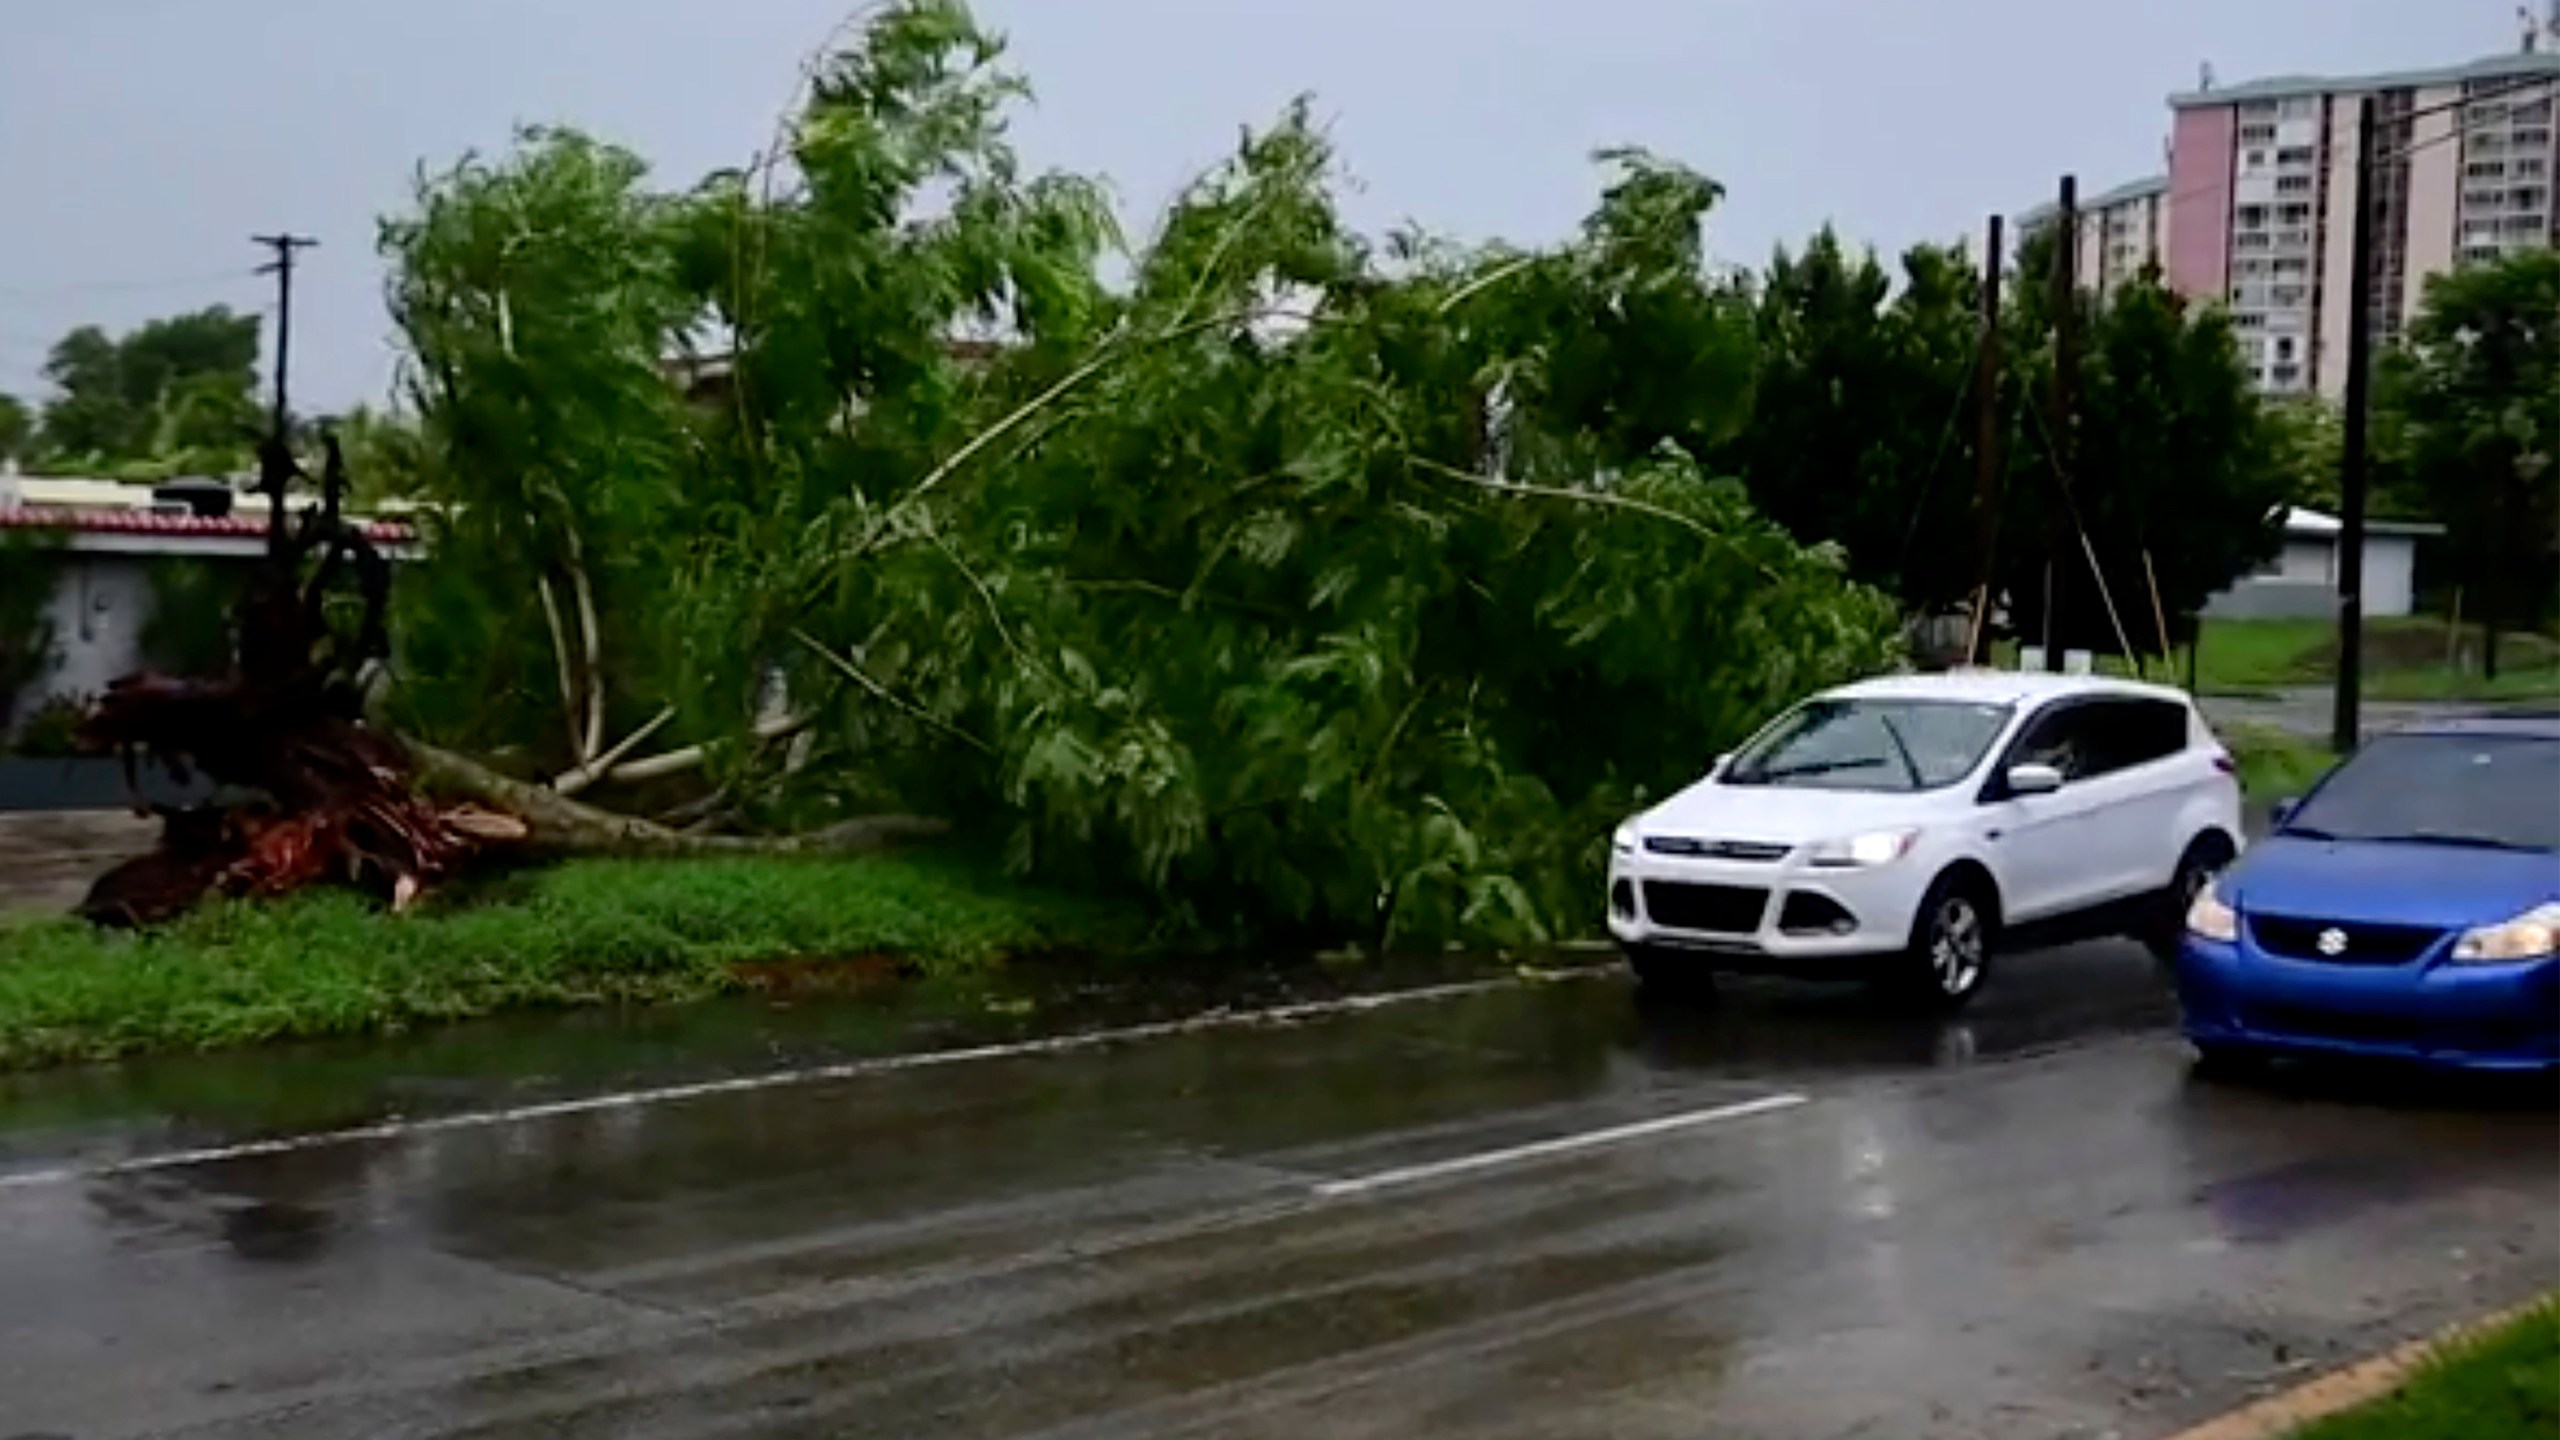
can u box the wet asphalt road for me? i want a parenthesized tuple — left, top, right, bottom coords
(0, 942, 2553, 1440)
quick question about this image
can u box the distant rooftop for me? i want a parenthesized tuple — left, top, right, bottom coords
(2170, 48, 2560, 110)
(2019, 174, 2168, 229)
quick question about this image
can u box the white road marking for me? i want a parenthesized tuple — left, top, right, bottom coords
(0, 973, 1605, 1193)
(1309, 1092, 1811, 1200)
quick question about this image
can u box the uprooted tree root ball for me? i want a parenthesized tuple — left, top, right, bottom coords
(72, 438, 531, 929)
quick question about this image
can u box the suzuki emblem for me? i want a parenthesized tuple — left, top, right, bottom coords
(2316, 927, 2349, 957)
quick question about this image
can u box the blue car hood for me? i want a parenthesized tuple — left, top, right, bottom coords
(2231, 835, 2560, 928)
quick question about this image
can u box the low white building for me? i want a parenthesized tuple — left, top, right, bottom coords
(2, 470, 420, 735)
(2202, 505, 2441, 622)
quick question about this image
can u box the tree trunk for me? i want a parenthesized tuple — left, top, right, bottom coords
(404, 739, 949, 856)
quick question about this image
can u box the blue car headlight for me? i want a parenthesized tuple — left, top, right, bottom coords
(2450, 902, 2560, 964)
(2185, 881, 2238, 944)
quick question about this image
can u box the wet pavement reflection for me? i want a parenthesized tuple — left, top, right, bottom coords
(0, 940, 2550, 1440)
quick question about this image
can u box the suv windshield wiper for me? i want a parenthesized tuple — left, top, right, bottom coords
(1732, 756, 1889, 784)
(1873, 713, 1926, 789)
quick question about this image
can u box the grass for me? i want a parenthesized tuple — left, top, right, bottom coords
(0, 852, 1146, 1071)
(2219, 721, 2338, 806)
(2290, 1300, 2560, 1440)
(1992, 618, 2560, 702)
(2193, 617, 2560, 702)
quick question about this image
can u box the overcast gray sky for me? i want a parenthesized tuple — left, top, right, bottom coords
(0, 0, 2523, 413)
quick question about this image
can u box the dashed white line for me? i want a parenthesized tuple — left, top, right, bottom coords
(1310, 1092, 1811, 1199)
(0, 972, 1606, 1193)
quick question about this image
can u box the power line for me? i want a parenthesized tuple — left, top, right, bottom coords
(0, 267, 263, 300)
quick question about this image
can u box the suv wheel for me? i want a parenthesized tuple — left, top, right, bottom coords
(1888, 873, 1995, 1011)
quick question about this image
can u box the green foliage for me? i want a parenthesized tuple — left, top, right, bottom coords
(0, 393, 30, 462)
(378, 5, 1902, 952)
(139, 558, 246, 675)
(2215, 722, 2335, 804)
(0, 529, 60, 733)
(7, 694, 86, 758)
(2288, 1301, 2560, 1440)
(1713, 224, 2288, 653)
(2380, 249, 2560, 669)
(0, 852, 1138, 1069)
(35, 306, 263, 470)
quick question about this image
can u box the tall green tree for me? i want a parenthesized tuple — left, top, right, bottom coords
(35, 306, 263, 471)
(2381, 249, 2560, 676)
(1716, 229, 1983, 616)
(0, 393, 30, 464)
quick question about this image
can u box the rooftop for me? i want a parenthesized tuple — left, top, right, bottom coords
(2019, 173, 2169, 230)
(2169, 48, 2560, 110)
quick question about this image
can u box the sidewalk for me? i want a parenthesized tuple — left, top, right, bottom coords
(0, 811, 158, 921)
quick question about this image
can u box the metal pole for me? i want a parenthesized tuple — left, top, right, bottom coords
(2332, 99, 2378, 754)
(1968, 213, 2005, 664)
(2043, 176, 2078, 672)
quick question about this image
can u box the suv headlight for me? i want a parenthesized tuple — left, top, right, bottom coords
(2185, 882, 2238, 943)
(2451, 902, 2560, 964)
(1612, 822, 1638, 857)
(1806, 828, 1918, 869)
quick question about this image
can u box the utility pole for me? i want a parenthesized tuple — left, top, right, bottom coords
(2332, 97, 2378, 754)
(251, 233, 318, 441)
(2043, 175, 2078, 672)
(1968, 212, 2006, 664)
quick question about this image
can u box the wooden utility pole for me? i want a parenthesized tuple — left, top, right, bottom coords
(2331, 98, 2378, 754)
(252, 233, 318, 441)
(1967, 213, 2005, 664)
(2042, 176, 2078, 672)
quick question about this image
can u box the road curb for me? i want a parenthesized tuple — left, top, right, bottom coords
(2159, 1293, 2557, 1440)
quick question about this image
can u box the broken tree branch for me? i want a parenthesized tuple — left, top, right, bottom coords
(536, 574, 587, 762)
(551, 704, 678, 797)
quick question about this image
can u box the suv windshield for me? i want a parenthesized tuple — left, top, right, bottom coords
(1722, 697, 2014, 793)
(2284, 733, 2560, 851)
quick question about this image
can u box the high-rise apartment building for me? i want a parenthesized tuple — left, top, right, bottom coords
(2166, 48, 2558, 396)
(2021, 175, 2172, 302)
(2023, 23, 2559, 398)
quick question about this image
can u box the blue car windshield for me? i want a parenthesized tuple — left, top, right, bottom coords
(2284, 733, 2560, 851)
(1722, 698, 2014, 793)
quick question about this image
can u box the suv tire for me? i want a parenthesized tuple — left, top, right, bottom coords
(1884, 871, 1996, 1012)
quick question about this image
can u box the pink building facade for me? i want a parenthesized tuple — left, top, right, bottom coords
(2160, 50, 2559, 398)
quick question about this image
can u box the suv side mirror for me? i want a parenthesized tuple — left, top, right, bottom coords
(2005, 762, 2065, 797)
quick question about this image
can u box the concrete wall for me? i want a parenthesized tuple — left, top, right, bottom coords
(2168, 107, 2236, 301)
(9, 552, 258, 735)
(2403, 84, 2464, 327)
(2314, 97, 2366, 400)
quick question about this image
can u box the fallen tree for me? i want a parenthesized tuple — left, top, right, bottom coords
(365, 1, 1905, 953)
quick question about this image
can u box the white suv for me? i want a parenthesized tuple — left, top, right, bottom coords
(1606, 670, 2243, 1007)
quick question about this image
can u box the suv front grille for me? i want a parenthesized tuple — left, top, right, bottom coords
(1642, 882, 1769, 934)
(2248, 914, 2445, 966)
(1643, 837, 1793, 863)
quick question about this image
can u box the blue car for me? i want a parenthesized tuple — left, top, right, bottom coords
(2173, 715, 2560, 1074)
